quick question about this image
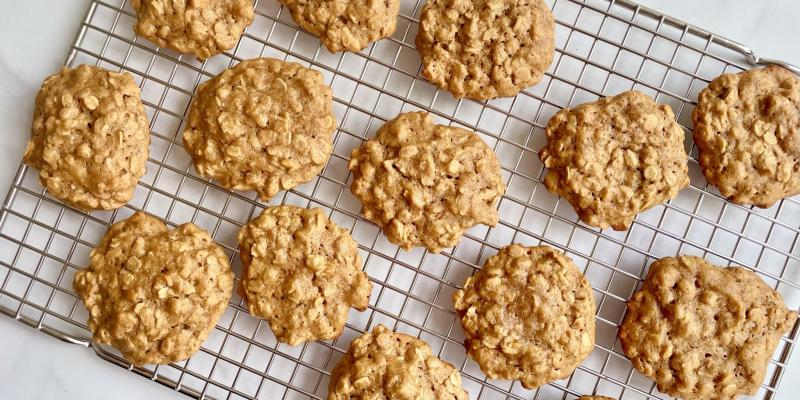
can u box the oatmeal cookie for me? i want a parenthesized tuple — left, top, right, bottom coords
(132, 0, 254, 59)
(539, 91, 689, 230)
(73, 212, 234, 365)
(183, 58, 336, 201)
(453, 244, 596, 389)
(692, 66, 800, 207)
(619, 256, 797, 400)
(24, 65, 150, 211)
(416, 0, 555, 100)
(328, 324, 468, 399)
(238, 205, 371, 345)
(348, 112, 505, 253)
(279, 0, 400, 53)
(578, 396, 615, 400)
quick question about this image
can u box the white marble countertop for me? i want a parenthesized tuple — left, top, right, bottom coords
(0, 1, 798, 399)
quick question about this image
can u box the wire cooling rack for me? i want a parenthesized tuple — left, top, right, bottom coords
(1, 0, 799, 399)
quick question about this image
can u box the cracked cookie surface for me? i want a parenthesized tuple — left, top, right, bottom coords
(692, 65, 800, 207)
(73, 212, 234, 365)
(183, 58, 336, 201)
(539, 91, 689, 230)
(328, 324, 468, 399)
(238, 205, 371, 345)
(416, 0, 555, 100)
(24, 65, 150, 211)
(132, 0, 254, 59)
(348, 112, 505, 253)
(619, 256, 797, 400)
(453, 244, 596, 389)
(279, 0, 400, 52)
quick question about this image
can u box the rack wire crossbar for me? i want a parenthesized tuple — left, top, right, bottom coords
(1, 0, 799, 399)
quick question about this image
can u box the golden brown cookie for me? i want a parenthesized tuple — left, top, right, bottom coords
(132, 0, 254, 60)
(539, 91, 689, 230)
(619, 256, 797, 400)
(23, 65, 150, 211)
(453, 244, 596, 389)
(279, 0, 400, 53)
(578, 397, 615, 400)
(416, 0, 555, 100)
(328, 324, 468, 399)
(692, 66, 800, 207)
(238, 205, 371, 345)
(183, 58, 336, 201)
(348, 112, 505, 253)
(73, 212, 234, 365)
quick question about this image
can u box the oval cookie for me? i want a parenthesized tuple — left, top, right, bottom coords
(132, 0, 254, 59)
(539, 91, 689, 230)
(24, 65, 150, 211)
(692, 66, 800, 207)
(453, 244, 596, 389)
(348, 112, 505, 253)
(183, 58, 336, 201)
(238, 205, 371, 345)
(328, 325, 468, 399)
(73, 212, 234, 365)
(416, 0, 555, 99)
(619, 256, 797, 399)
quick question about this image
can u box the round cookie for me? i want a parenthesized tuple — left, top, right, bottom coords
(183, 58, 336, 201)
(348, 112, 505, 253)
(238, 205, 371, 345)
(132, 0, 254, 60)
(692, 65, 800, 207)
(619, 256, 797, 400)
(279, 0, 400, 53)
(23, 65, 150, 211)
(539, 91, 689, 230)
(453, 244, 596, 389)
(73, 212, 234, 365)
(328, 324, 468, 399)
(578, 397, 615, 400)
(416, 0, 555, 100)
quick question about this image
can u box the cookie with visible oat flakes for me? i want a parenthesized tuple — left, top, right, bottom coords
(237, 205, 371, 345)
(328, 324, 468, 399)
(132, 0, 254, 60)
(24, 65, 150, 211)
(692, 65, 800, 207)
(183, 58, 336, 201)
(539, 90, 689, 230)
(279, 0, 400, 53)
(348, 112, 505, 253)
(73, 212, 234, 365)
(453, 244, 596, 389)
(415, 0, 555, 100)
(619, 256, 797, 400)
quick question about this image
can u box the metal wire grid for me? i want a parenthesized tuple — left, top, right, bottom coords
(1, 0, 798, 399)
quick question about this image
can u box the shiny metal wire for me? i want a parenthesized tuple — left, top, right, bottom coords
(1, 0, 799, 399)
